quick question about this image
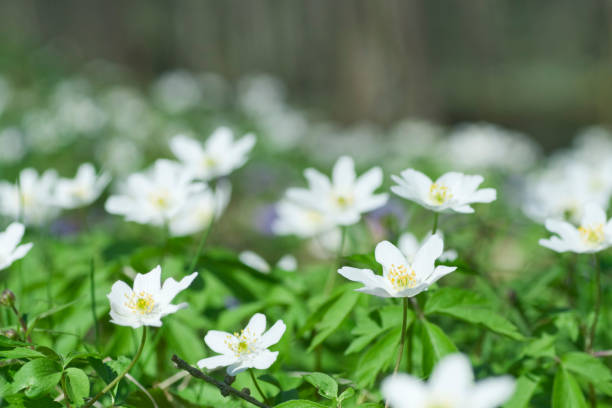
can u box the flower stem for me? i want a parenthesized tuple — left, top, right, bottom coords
(187, 218, 214, 274)
(89, 258, 100, 350)
(386, 297, 409, 408)
(324, 226, 347, 295)
(61, 373, 73, 408)
(249, 368, 270, 406)
(431, 212, 439, 234)
(586, 254, 602, 353)
(84, 326, 147, 408)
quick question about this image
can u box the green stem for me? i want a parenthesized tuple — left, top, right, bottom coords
(89, 258, 100, 350)
(84, 327, 147, 408)
(324, 226, 347, 295)
(386, 298, 409, 408)
(249, 368, 270, 406)
(431, 212, 439, 234)
(187, 218, 214, 274)
(587, 254, 602, 353)
(61, 373, 72, 408)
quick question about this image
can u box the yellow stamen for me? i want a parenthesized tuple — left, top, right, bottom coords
(225, 328, 256, 357)
(579, 224, 605, 245)
(429, 183, 452, 205)
(125, 291, 155, 315)
(387, 263, 417, 291)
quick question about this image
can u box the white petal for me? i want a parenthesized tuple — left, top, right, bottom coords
(470, 188, 496, 204)
(239, 251, 271, 273)
(355, 193, 389, 213)
(245, 313, 267, 337)
(159, 272, 198, 305)
(428, 354, 474, 399)
(204, 330, 234, 354)
(0, 222, 25, 251)
(424, 266, 457, 286)
(276, 254, 297, 271)
(170, 135, 204, 164)
(332, 156, 356, 189)
(260, 320, 286, 348)
(412, 234, 444, 281)
(356, 286, 393, 298)
(10, 243, 33, 261)
(468, 377, 516, 408)
(354, 166, 383, 196)
(227, 361, 250, 376)
(539, 237, 570, 253)
(251, 350, 279, 370)
(133, 265, 162, 295)
(375, 241, 407, 272)
(304, 168, 331, 192)
(197, 354, 238, 370)
(581, 202, 607, 227)
(381, 373, 427, 408)
(398, 233, 419, 261)
(338, 266, 383, 289)
(453, 205, 475, 214)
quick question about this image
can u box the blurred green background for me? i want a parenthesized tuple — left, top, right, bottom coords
(1, 0, 611, 150)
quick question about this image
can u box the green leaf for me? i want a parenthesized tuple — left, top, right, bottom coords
(424, 287, 524, 340)
(303, 372, 338, 400)
(355, 327, 401, 387)
(64, 367, 90, 405)
(12, 358, 63, 398)
(0, 347, 46, 359)
(338, 387, 355, 402)
(419, 320, 457, 377)
(561, 352, 612, 386)
(274, 401, 328, 408)
(521, 334, 556, 359)
(552, 367, 587, 408)
(0, 335, 31, 348)
(308, 290, 359, 351)
(503, 374, 540, 408)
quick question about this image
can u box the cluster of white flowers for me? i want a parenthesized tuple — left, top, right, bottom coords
(0, 163, 109, 226)
(105, 127, 252, 236)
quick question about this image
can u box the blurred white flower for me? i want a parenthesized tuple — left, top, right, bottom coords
(287, 156, 388, 226)
(198, 312, 286, 375)
(382, 353, 515, 408)
(239, 251, 297, 274)
(152, 70, 202, 113)
(170, 127, 256, 180)
(105, 159, 205, 226)
(0, 223, 33, 271)
(391, 169, 496, 214)
(54, 163, 110, 209)
(540, 203, 612, 253)
(238, 74, 287, 117)
(107, 265, 197, 328)
(272, 200, 336, 238)
(96, 137, 144, 176)
(0, 127, 26, 164)
(0, 168, 60, 226)
(398, 231, 457, 263)
(168, 181, 231, 237)
(338, 235, 455, 298)
(388, 119, 443, 160)
(442, 123, 539, 172)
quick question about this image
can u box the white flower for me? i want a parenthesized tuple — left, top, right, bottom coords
(105, 159, 204, 227)
(107, 265, 197, 328)
(272, 200, 337, 238)
(391, 169, 496, 214)
(382, 353, 515, 408)
(152, 70, 202, 114)
(169, 127, 256, 180)
(539, 203, 612, 253)
(0, 127, 26, 164)
(239, 251, 297, 274)
(0, 168, 60, 226)
(168, 181, 231, 237)
(399, 231, 457, 263)
(338, 235, 456, 298)
(0, 223, 33, 271)
(197, 313, 286, 375)
(286, 156, 388, 226)
(441, 123, 539, 173)
(54, 163, 110, 209)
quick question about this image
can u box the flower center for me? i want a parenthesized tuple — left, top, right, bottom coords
(579, 224, 605, 245)
(225, 328, 257, 358)
(307, 210, 324, 223)
(387, 263, 417, 291)
(149, 189, 171, 210)
(429, 183, 452, 205)
(333, 193, 354, 208)
(73, 185, 90, 199)
(203, 156, 217, 168)
(125, 291, 155, 315)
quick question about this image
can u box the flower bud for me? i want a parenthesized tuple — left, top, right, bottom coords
(0, 290, 15, 307)
(1, 329, 17, 339)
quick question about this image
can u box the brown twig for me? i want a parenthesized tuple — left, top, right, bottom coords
(171, 355, 271, 408)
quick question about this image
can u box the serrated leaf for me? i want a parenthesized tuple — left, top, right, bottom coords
(0, 347, 46, 359)
(503, 374, 540, 408)
(355, 327, 401, 387)
(12, 358, 63, 398)
(561, 352, 612, 386)
(424, 287, 524, 340)
(552, 367, 587, 408)
(303, 372, 338, 400)
(308, 290, 359, 351)
(419, 320, 457, 377)
(65, 367, 90, 405)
